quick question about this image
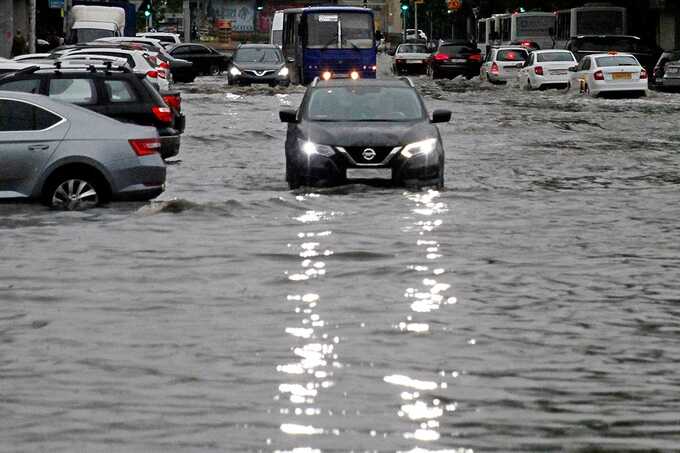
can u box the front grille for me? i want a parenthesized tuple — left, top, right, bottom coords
(245, 70, 275, 77)
(341, 146, 396, 165)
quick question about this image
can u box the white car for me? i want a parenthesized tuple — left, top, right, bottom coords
(136, 32, 182, 47)
(393, 43, 430, 74)
(60, 47, 170, 91)
(12, 53, 52, 62)
(569, 52, 648, 97)
(518, 50, 577, 90)
(480, 47, 529, 84)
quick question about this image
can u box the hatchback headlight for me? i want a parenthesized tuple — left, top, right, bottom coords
(230, 66, 241, 76)
(400, 138, 438, 158)
(299, 139, 335, 157)
(278, 66, 289, 77)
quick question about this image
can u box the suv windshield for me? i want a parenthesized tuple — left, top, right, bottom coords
(305, 12, 374, 49)
(577, 37, 637, 52)
(307, 86, 423, 122)
(235, 48, 282, 63)
(440, 43, 476, 55)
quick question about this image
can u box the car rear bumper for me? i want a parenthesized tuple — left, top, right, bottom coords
(110, 155, 166, 201)
(433, 62, 480, 77)
(590, 79, 648, 94)
(159, 134, 180, 159)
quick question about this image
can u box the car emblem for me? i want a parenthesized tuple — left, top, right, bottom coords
(362, 148, 376, 160)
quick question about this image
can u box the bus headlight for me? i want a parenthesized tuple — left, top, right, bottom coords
(230, 66, 241, 76)
(278, 66, 289, 77)
(322, 71, 332, 80)
(400, 138, 437, 158)
(300, 139, 335, 157)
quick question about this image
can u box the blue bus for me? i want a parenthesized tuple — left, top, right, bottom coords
(280, 6, 377, 85)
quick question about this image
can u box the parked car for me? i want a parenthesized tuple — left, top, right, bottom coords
(480, 46, 529, 84)
(565, 35, 659, 74)
(0, 58, 43, 75)
(59, 46, 171, 91)
(0, 90, 165, 209)
(429, 40, 482, 79)
(228, 44, 289, 87)
(651, 49, 680, 88)
(166, 43, 230, 77)
(568, 52, 647, 97)
(0, 64, 185, 158)
(517, 49, 577, 90)
(279, 78, 450, 189)
(656, 61, 680, 91)
(392, 43, 430, 75)
(137, 32, 182, 46)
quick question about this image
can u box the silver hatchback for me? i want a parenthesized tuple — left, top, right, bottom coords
(0, 91, 166, 209)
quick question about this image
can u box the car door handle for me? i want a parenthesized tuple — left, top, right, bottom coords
(28, 144, 50, 151)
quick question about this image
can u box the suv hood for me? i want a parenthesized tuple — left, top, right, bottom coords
(300, 121, 436, 148)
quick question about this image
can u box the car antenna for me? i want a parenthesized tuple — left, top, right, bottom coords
(104, 60, 112, 75)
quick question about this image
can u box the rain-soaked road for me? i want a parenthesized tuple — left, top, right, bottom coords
(2, 57, 680, 452)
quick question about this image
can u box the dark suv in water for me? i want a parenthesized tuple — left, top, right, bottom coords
(429, 40, 482, 79)
(651, 49, 680, 89)
(0, 64, 184, 159)
(565, 35, 660, 73)
(279, 78, 451, 189)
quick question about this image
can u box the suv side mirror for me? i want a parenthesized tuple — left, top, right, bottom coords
(431, 109, 451, 124)
(568, 65, 577, 72)
(279, 109, 298, 123)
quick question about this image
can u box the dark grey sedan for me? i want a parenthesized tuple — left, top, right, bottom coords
(0, 91, 166, 209)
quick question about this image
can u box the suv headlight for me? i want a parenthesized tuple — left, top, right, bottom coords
(230, 66, 241, 76)
(400, 138, 437, 158)
(278, 66, 289, 77)
(299, 139, 335, 157)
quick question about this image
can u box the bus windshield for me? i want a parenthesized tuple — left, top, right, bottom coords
(306, 12, 374, 49)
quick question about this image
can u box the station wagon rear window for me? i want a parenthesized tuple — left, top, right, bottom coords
(497, 50, 528, 61)
(537, 52, 575, 62)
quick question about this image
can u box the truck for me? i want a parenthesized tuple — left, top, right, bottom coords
(66, 5, 126, 44)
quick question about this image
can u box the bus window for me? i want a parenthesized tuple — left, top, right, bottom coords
(307, 13, 339, 48)
(501, 17, 511, 42)
(576, 10, 624, 35)
(341, 13, 373, 48)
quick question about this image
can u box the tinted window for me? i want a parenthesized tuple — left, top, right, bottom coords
(537, 52, 576, 62)
(171, 46, 189, 55)
(0, 99, 62, 131)
(104, 79, 138, 102)
(48, 79, 97, 104)
(234, 48, 282, 63)
(0, 78, 41, 94)
(190, 45, 210, 54)
(595, 56, 639, 67)
(440, 43, 476, 55)
(497, 49, 528, 61)
(307, 86, 423, 122)
(74, 28, 114, 43)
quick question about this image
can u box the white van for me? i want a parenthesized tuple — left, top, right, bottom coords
(270, 11, 283, 47)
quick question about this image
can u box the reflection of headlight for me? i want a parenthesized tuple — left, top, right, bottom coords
(278, 66, 289, 77)
(400, 138, 437, 158)
(229, 66, 241, 76)
(299, 139, 335, 157)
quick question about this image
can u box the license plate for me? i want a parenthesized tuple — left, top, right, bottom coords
(347, 168, 392, 180)
(504, 67, 518, 72)
(612, 72, 631, 80)
(550, 69, 567, 75)
(667, 67, 680, 74)
(407, 60, 423, 64)
(450, 59, 466, 63)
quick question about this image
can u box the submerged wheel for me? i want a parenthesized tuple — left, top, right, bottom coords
(208, 64, 220, 76)
(46, 177, 102, 210)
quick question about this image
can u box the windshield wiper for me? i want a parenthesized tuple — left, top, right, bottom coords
(321, 36, 339, 50)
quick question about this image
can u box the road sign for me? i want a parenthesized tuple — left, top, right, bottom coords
(447, 0, 461, 11)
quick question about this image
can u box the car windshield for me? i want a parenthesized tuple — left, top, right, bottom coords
(307, 86, 423, 122)
(305, 12, 374, 49)
(577, 38, 637, 52)
(595, 55, 639, 67)
(397, 45, 427, 54)
(235, 48, 282, 63)
(537, 52, 575, 62)
(497, 49, 528, 61)
(75, 29, 114, 42)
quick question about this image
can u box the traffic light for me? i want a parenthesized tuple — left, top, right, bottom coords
(256, 0, 264, 11)
(400, 0, 409, 12)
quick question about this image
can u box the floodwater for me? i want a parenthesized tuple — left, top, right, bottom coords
(2, 59, 680, 452)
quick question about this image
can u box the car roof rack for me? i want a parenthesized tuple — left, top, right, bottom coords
(0, 65, 42, 79)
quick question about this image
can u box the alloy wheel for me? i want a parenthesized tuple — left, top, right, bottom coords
(51, 179, 99, 210)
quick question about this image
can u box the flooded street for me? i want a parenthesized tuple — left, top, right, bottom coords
(3, 61, 680, 452)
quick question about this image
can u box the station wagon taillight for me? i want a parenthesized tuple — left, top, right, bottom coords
(491, 62, 499, 75)
(162, 94, 181, 112)
(146, 70, 159, 79)
(594, 70, 604, 81)
(640, 68, 648, 79)
(152, 105, 173, 124)
(129, 138, 161, 156)
(534, 66, 543, 76)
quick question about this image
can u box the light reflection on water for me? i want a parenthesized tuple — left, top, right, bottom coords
(278, 201, 339, 449)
